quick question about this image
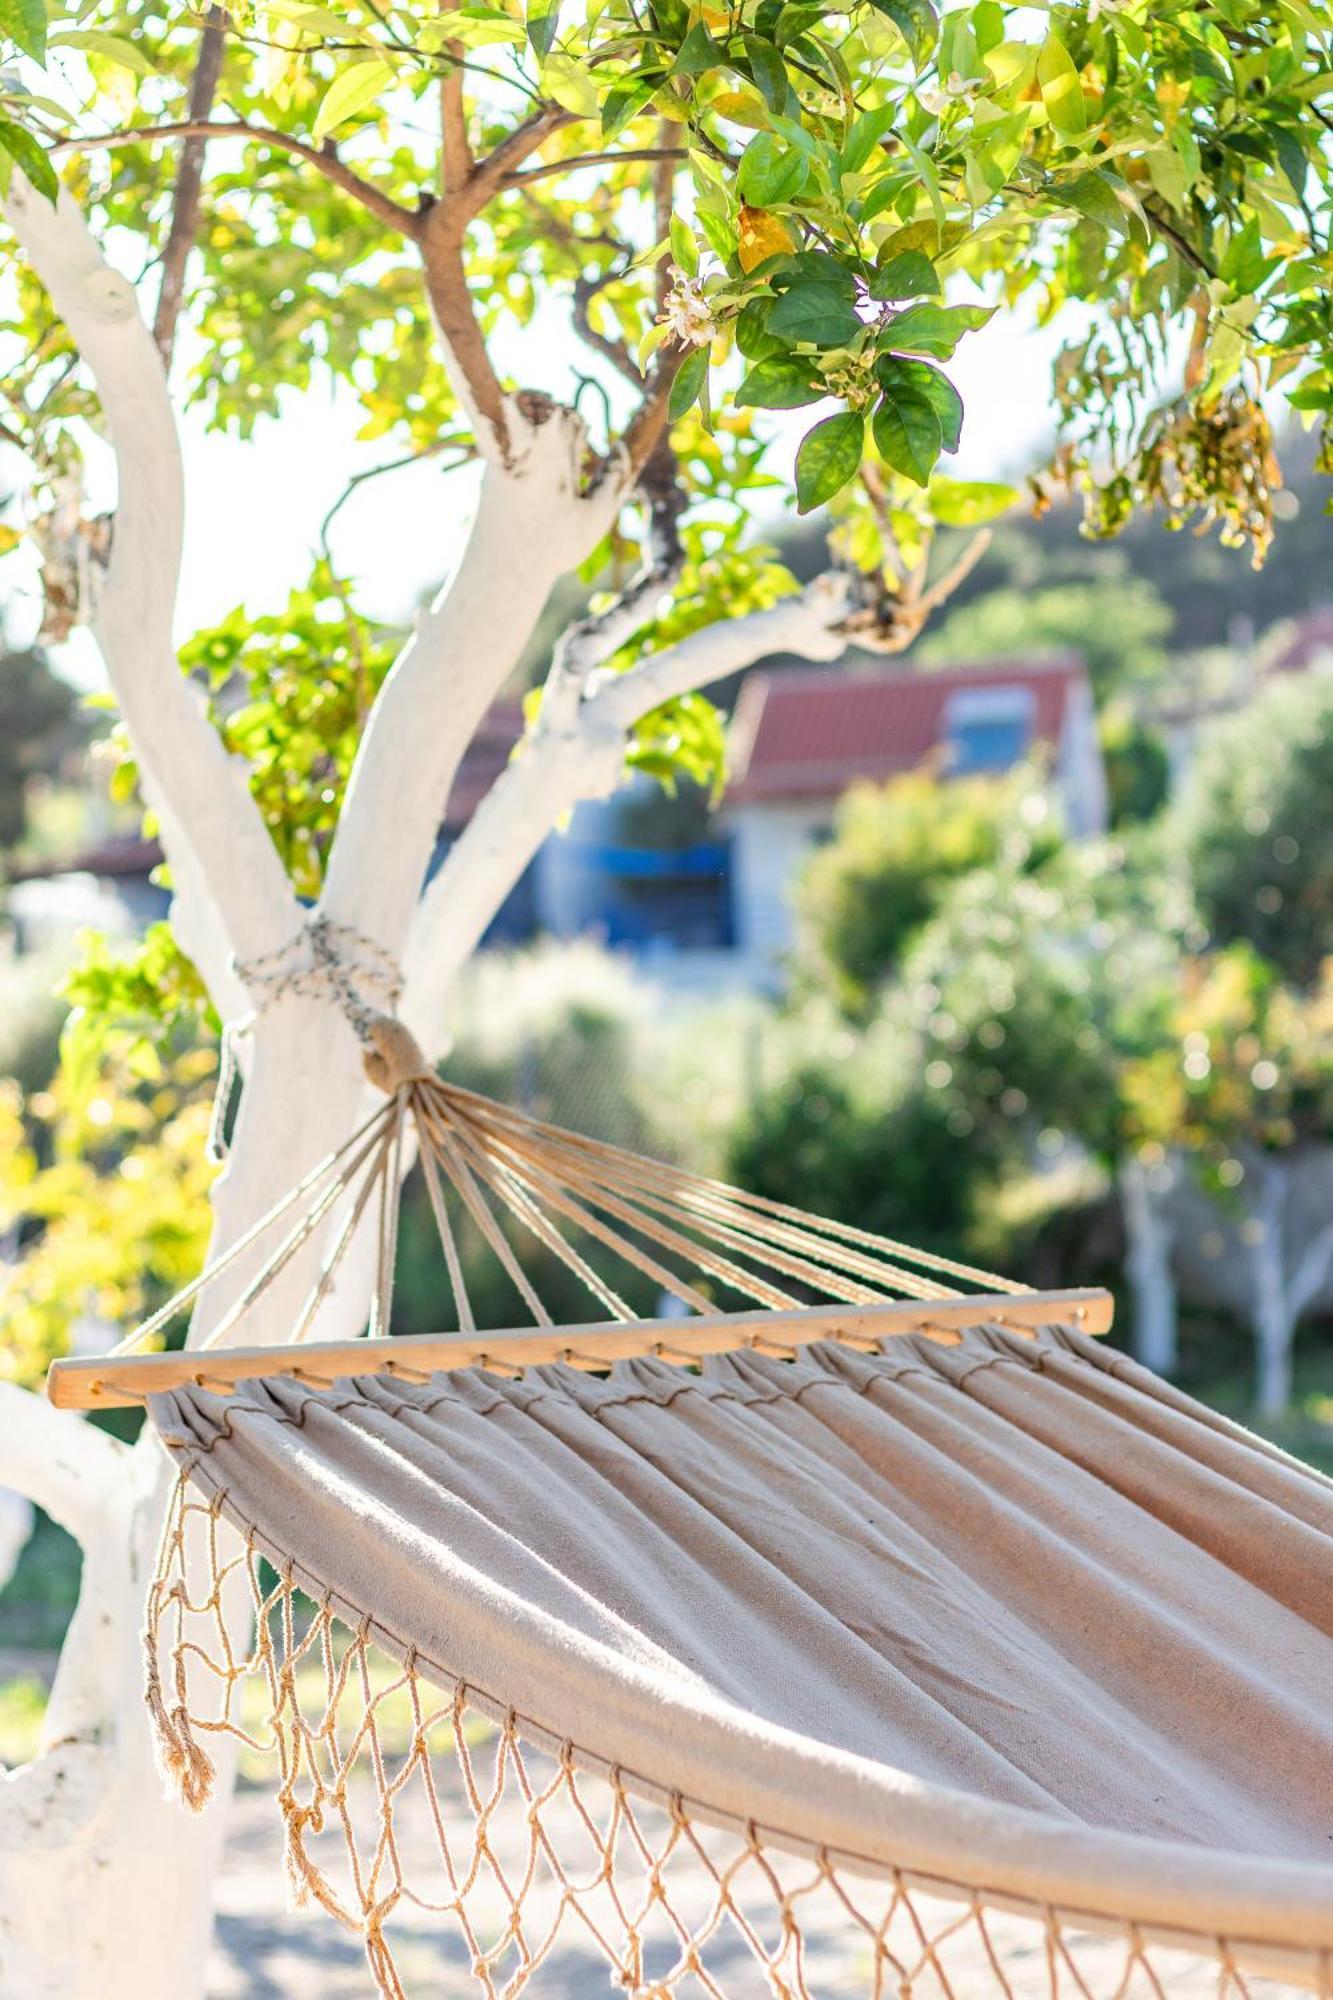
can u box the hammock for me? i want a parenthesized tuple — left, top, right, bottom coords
(49, 1017, 1333, 1999)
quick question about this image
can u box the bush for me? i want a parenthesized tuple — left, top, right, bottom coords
(795, 765, 1060, 1017)
(1175, 676, 1333, 988)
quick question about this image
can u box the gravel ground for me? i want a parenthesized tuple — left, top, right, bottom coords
(208, 1780, 1306, 2000)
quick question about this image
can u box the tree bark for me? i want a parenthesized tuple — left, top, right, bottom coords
(1118, 1155, 1179, 1377)
(0, 170, 856, 1996)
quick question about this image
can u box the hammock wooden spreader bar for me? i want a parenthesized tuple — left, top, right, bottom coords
(48, 1015, 1111, 1411)
(141, 1322, 1333, 2000)
(46, 1288, 1113, 1409)
(50, 1009, 1333, 1997)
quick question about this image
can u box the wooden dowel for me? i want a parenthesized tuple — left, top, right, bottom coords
(45, 1289, 1114, 1410)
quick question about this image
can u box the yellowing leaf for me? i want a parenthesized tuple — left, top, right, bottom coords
(540, 52, 598, 117)
(737, 205, 796, 272)
(1038, 37, 1086, 137)
(708, 89, 768, 127)
(0, 523, 22, 555)
(312, 57, 394, 142)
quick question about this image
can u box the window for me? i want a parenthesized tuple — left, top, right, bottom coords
(943, 687, 1035, 775)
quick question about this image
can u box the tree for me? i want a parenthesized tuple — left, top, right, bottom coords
(1176, 676, 1333, 989)
(885, 845, 1188, 1368)
(795, 763, 1060, 1014)
(0, 0, 1328, 1990)
(1122, 947, 1333, 1418)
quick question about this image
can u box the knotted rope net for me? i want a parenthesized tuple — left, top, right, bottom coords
(112, 927, 1333, 1999)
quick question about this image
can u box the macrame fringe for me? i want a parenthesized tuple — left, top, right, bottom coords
(141, 1461, 1333, 2000)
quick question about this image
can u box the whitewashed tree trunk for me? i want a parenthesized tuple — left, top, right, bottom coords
(1118, 1155, 1179, 1377)
(0, 173, 853, 1997)
(1241, 1155, 1333, 1422)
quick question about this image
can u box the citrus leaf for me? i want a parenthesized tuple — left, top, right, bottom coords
(737, 205, 797, 272)
(867, 0, 937, 65)
(926, 475, 1019, 525)
(878, 355, 963, 450)
(795, 409, 864, 512)
(737, 355, 824, 408)
(526, 0, 560, 59)
(769, 283, 862, 348)
(312, 57, 394, 142)
(879, 300, 993, 359)
(667, 344, 710, 421)
(737, 132, 809, 206)
(0, 0, 45, 62)
(1038, 36, 1086, 137)
(869, 249, 939, 300)
(0, 120, 56, 202)
(872, 387, 941, 486)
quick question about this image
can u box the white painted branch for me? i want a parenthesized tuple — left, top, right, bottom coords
(0, 1386, 134, 1796)
(402, 575, 851, 1038)
(4, 178, 297, 988)
(0, 1383, 127, 1549)
(322, 404, 627, 967)
(1287, 1214, 1333, 1321)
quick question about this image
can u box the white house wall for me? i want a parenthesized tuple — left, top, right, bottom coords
(729, 800, 832, 973)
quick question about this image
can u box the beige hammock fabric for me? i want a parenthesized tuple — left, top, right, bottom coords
(145, 1318, 1333, 1999)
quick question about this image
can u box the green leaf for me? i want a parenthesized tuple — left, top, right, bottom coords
(0, 0, 45, 63)
(52, 27, 154, 73)
(840, 105, 896, 177)
(737, 355, 824, 408)
(1058, 169, 1127, 234)
(541, 51, 598, 115)
(926, 475, 1018, 525)
(1038, 36, 1086, 136)
(735, 298, 784, 361)
(795, 410, 865, 512)
(868, 0, 938, 64)
(312, 57, 394, 142)
(743, 35, 792, 112)
(602, 77, 660, 140)
(526, 0, 560, 59)
(0, 120, 56, 203)
(878, 355, 962, 450)
(737, 133, 809, 207)
(668, 344, 710, 421)
(869, 250, 939, 300)
(879, 300, 992, 359)
(675, 21, 721, 74)
(872, 387, 941, 486)
(669, 213, 698, 277)
(768, 283, 863, 348)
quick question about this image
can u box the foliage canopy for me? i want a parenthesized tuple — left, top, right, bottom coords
(0, 0, 1328, 604)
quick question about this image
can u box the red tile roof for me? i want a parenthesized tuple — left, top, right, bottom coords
(727, 657, 1085, 803)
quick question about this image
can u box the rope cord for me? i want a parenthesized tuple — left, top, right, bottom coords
(207, 915, 408, 1162)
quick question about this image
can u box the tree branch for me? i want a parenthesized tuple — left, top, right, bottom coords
(319, 401, 622, 968)
(151, 7, 228, 368)
(55, 120, 420, 238)
(506, 146, 687, 189)
(440, 43, 473, 197)
(0, 1384, 127, 1552)
(418, 210, 512, 452)
(401, 576, 851, 1033)
(5, 178, 299, 996)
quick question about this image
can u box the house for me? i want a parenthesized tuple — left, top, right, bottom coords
(723, 656, 1106, 968)
(8, 660, 1107, 995)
